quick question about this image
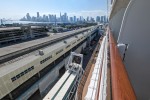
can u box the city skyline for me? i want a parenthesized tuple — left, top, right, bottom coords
(0, 0, 107, 20)
(20, 12, 108, 23)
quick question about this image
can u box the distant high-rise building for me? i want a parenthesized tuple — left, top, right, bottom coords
(0, 19, 3, 25)
(77, 18, 79, 22)
(64, 13, 67, 22)
(46, 16, 49, 22)
(74, 16, 76, 22)
(32, 16, 36, 21)
(101, 16, 104, 23)
(48, 14, 57, 22)
(49, 14, 51, 22)
(83, 18, 86, 22)
(80, 16, 82, 21)
(60, 12, 62, 22)
(37, 12, 40, 18)
(106, 17, 109, 23)
(21, 11, 101, 23)
(70, 17, 73, 22)
(52, 15, 54, 22)
(26, 13, 31, 21)
(96, 16, 100, 22)
(103, 15, 106, 23)
(36, 12, 40, 21)
(90, 17, 95, 22)
(87, 16, 89, 22)
(43, 15, 46, 22)
(54, 15, 57, 22)
(67, 16, 68, 22)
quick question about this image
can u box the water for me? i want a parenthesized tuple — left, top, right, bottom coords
(0, 20, 57, 25)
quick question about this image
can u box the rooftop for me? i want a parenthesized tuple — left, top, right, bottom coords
(0, 27, 91, 57)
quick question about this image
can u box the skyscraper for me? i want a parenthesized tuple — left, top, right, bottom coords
(101, 16, 104, 23)
(90, 17, 95, 22)
(87, 16, 89, 22)
(60, 12, 62, 22)
(70, 17, 73, 22)
(74, 16, 76, 22)
(49, 14, 51, 22)
(80, 16, 82, 21)
(37, 12, 40, 18)
(0, 19, 3, 25)
(43, 14, 46, 22)
(64, 13, 67, 22)
(37, 12, 40, 21)
(26, 13, 31, 21)
(96, 16, 100, 22)
(103, 16, 106, 23)
(54, 15, 56, 22)
(48, 14, 57, 22)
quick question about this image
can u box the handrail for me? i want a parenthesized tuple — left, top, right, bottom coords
(108, 28, 136, 100)
(76, 38, 101, 100)
(95, 37, 106, 100)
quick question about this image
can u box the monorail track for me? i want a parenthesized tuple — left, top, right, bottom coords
(0, 27, 96, 66)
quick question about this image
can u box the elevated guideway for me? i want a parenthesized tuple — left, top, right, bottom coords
(0, 26, 95, 64)
(43, 52, 84, 100)
(0, 26, 99, 100)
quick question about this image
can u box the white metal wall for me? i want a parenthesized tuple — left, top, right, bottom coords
(109, 8, 126, 40)
(118, 0, 150, 99)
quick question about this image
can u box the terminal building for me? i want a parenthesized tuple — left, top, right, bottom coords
(0, 26, 99, 100)
(0, 26, 48, 45)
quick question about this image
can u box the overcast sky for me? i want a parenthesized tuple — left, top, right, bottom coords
(0, 0, 107, 20)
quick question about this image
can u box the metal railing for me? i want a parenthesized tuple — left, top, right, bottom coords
(108, 28, 136, 100)
(84, 35, 108, 100)
(76, 38, 101, 100)
(78, 27, 136, 100)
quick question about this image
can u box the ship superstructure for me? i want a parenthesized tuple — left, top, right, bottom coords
(76, 0, 150, 100)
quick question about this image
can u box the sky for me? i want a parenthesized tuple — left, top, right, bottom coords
(0, 0, 107, 20)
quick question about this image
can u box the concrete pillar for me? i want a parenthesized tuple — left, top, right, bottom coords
(9, 93, 13, 100)
(29, 26, 34, 38)
(38, 72, 41, 78)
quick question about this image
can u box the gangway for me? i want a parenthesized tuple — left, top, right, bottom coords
(43, 52, 84, 100)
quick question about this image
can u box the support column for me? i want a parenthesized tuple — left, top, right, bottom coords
(9, 93, 13, 100)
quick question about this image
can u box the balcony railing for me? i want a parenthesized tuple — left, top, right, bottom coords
(77, 27, 136, 100)
(108, 28, 136, 100)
